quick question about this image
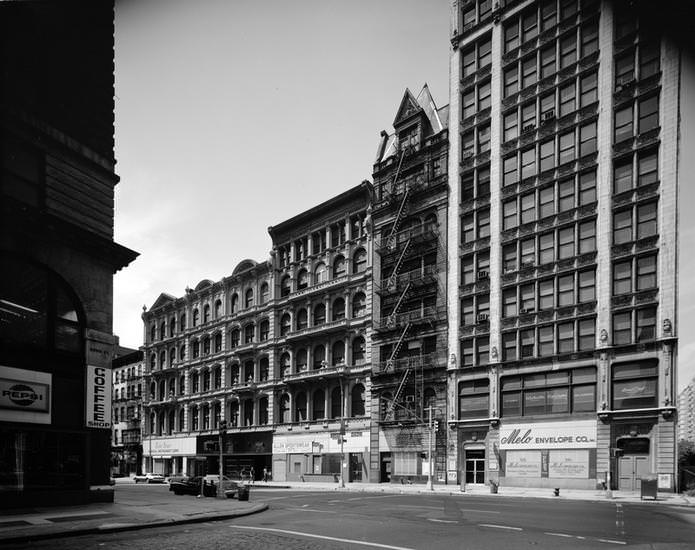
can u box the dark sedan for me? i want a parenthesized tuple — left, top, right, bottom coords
(170, 476, 241, 497)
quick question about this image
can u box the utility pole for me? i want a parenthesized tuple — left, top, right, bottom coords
(217, 420, 227, 498)
(425, 405, 434, 491)
(339, 417, 345, 488)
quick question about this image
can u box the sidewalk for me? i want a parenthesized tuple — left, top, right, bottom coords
(0, 487, 267, 546)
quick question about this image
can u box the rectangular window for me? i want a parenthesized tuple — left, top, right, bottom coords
(478, 36, 492, 68)
(612, 311, 632, 345)
(503, 244, 517, 273)
(477, 208, 490, 239)
(521, 147, 536, 180)
(615, 52, 635, 86)
(502, 332, 517, 361)
(541, 0, 557, 29)
(504, 19, 520, 52)
(637, 201, 657, 239)
(462, 89, 476, 119)
(559, 83, 575, 117)
(580, 72, 598, 107)
(579, 170, 597, 204)
(541, 44, 556, 79)
(522, 55, 538, 89)
(462, 255, 475, 285)
(538, 279, 554, 310)
(636, 306, 656, 342)
(636, 254, 657, 290)
(539, 232, 554, 264)
(638, 150, 658, 186)
(639, 41, 660, 79)
(579, 220, 596, 253)
(478, 166, 491, 196)
(478, 80, 491, 111)
(503, 288, 518, 317)
(520, 328, 535, 358)
(558, 274, 574, 306)
(578, 269, 595, 302)
(520, 192, 536, 224)
(579, 122, 597, 157)
(461, 339, 474, 367)
(638, 95, 659, 134)
(521, 101, 536, 129)
(462, 172, 475, 201)
(558, 226, 574, 259)
(559, 178, 574, 211)
(560, 33, 577, 68)
(462, 214, 475, 243)
(478, 123, 491, 153)
(476, 337, 490, 366)
(393, 452, 419, 475)
(503, 199, 518, 230)
(614, 105, 634, 143)
(581, 21, 599, 56)
(614, 159, 633, 194)
(462, 47, 476, 77)
(612, 361, 658, 410)
(559, 131, 575, 164)
(541, 92, 555, 118)
(560, 0, 577, 19)
(540, 139, 555, 172)
(539, 185, 555, 218)
(504, 65, 519, 97)
(504, 110, 519, 141)
(462, 131, 475, 157)
(557, 321, 574, 353)
(503, 154, 519, 186)
(520, 283, 535, 313)
(522, 10, 538, 42)
(459, 379, 490, 419)
(461, 297, 475, 326)
(538, 325, 554, 356)
(520, 238, 535, 267)
(613, 209, 633, 244)
(613, 260, 632, 295)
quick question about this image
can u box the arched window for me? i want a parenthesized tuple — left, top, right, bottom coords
(313, 345, 325, 369)
(313, 303, 326, 325)
(296, 308, 308, 330)
(167, 409, 175, 435)
(352, 292, 366, 318)
(159, 321, 166, 340)
(212, 402, 220, 428)
(296, 348, 308, 371)
(331, 386, 342, 418)
(280, 313, 291, 336)
(280, 352, 291, 377)
(214, 366, 222, 388)
(351, 384, 366, 416)
(158, 380, 165, 401)
(260, 282, 269, 303)
(332, 297, 345, 320)
(203, 370, 211, 391)
(280, 276, 291, 297)
(149, 412, 156, 434)
(178, 408, 185, 431)
(297, 269, 308, 290)
(259, 357, 269, 381)
(243, 360, 254, 383)
(353, 248, 367, 273)
(352, 336, 366, 365)
(231, 293, 239, 313)
(244, 323, 255, 343)
(192, 339, 200, 358)
(214, 332, 222, 352)
(245, 288, 254, 308)
(295, 392, 307, 422)
(260, 319, 269, 341)
(279, 394, 291, 423)
(193, 308, 200, 326)
(203, 304, 210, 324)
(214, 299, 222, 318)
(150, 324, 156, 342)
(314, 262, 327, 283)
(149, 381, 156, 399)
(179, 374, 185, 395)
(202, 404, 210, 430)
(333, 255, 346, 278)
(180, 313, 186, 330)
(258, 396, 269, 425)
(159, 350, 166, 369)
(229, 402, 239, 427)
(169, 317, 176, 336)
(179, 344, 186, 361)
(332, 340, 345, 365)
(149, 353, 156, 371)
(191, 406, 199, 430)
(191, 372, 199, 393)
(230, 328, 240, 348)
(202, 336, 210, 355)
(312, 390, 325, 420)
(230, 364, 240, 385)
(169, 347, 175, 367)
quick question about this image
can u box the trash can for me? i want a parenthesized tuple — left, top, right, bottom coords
(237, 485, 250, 501)
(640, 476, 658, 500)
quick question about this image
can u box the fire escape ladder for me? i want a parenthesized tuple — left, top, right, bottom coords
(384, 367, 412, 421)
(387, 238, 412, 290)
(387, 189, 411, 250)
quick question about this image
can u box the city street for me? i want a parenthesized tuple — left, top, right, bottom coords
(4, 484, 695, 549)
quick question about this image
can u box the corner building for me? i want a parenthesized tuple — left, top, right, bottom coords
(141, 184, 373, 483)
(448, 0, 678, 491)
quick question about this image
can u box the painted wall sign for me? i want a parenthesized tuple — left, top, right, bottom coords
(273, 432, 369, 454)
(505, 450, 542, 477)
(499, 420, 597, 449)
(85, 365, 112, 429)
(0, 366, 51, 424)
(143, 437, 197, 457)
(548, 450, 590, 478)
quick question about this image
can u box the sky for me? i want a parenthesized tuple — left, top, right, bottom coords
(113, 0, 695, 391)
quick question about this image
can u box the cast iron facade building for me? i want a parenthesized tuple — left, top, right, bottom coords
(0, 0, 138, 506)
(447, 0, 679, 491)
(111, 349, 144, 477)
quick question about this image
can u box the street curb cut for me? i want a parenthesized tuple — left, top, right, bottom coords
(0, 503, 268, 546)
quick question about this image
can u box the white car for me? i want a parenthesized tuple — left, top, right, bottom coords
(133, 472, 166, 483)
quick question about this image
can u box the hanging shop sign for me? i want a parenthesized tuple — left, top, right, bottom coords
(85, 365, 112, 429)
(499, 420, 597, 450)
(0, 366, 51, 424)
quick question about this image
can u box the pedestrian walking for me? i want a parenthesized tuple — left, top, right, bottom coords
(250, 466, 255, 484)
(262, 467, 268, 482)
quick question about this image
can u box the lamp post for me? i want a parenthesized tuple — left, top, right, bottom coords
(217, 419, 227, 499)
(425, 405, 434, 491)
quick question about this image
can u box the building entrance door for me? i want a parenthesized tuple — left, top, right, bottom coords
(465, 449, 485, 484)
(619, 455, 649, 491)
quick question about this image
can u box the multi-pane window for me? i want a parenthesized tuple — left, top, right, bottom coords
(615, 95, 660, 142)
(614, 149, 658, 193)
(559, 32, 577, 68)
(462, 35, 492, 77)
(613, 254, 658, 295)
(581, 21, 598, 56)
(459, 379, 490, 419)
(501, 367, 596, 417)
(613, 201, 658, 244)
(613, 306, 657, 344)
(616, 41, 661, 88)
(612, 361, 658, 410)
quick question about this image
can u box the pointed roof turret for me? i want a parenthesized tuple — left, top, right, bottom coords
(393, 88, 423, 127)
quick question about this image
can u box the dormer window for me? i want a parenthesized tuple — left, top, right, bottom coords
(399, 126, 419, 151)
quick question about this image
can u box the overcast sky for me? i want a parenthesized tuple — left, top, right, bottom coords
(113, 0, 694, 391)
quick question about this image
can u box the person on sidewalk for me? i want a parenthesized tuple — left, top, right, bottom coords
(250, 466, 255, 484)
(262, 467, 268, 482)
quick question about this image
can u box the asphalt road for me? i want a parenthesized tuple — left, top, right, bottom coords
(7, 486, 695, 549)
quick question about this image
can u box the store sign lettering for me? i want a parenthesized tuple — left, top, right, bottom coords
(499, 421, 597, 449)
(0, 378, 50, 412)
(85, 365, 112, 429)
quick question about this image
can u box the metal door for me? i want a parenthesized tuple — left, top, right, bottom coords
(619, 455, 649, 491)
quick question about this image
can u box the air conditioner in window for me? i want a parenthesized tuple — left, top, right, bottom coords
(521, 261, 535, 268)
(522, 123, 536, 133)
(477, 313, 489, 322)
(519, 308, 535, 314)
(405, 395, 415, 403)
(542, 110, 555, 122)
(462, 150, 474, 160)
(477, 270, 489, 280)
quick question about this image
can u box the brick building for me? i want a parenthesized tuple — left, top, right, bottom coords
(0, 0, 138, 506)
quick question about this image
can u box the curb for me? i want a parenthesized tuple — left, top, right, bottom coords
(0, 503, 268, 546)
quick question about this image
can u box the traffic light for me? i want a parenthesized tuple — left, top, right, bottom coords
(433, 420, 439, 431)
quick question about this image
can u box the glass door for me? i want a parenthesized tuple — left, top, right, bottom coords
(465, 449, 486, 484)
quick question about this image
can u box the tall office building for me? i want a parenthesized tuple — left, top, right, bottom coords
(678, 380, 695, 444)
(447, 0, 679, 491)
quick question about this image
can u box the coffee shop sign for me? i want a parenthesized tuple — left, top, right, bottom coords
(499, 420, 597, 449)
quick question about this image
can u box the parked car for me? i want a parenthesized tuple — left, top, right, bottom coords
(166, 475, 189, 487)
(133, 472, 166, 484)
(170, 475, 242, 497)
